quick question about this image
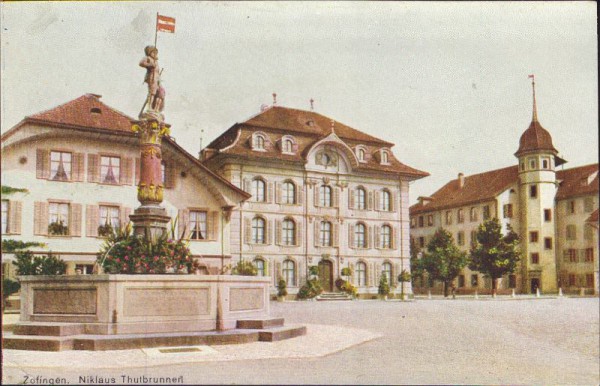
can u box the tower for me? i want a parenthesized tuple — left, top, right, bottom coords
(515, 76, 566, 293)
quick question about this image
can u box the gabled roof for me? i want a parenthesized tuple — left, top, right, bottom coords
(410, 166, 519, 215)
(587, 209, 599, 224)
(556, 163, 599, 200)
(26, 94, 134, 132)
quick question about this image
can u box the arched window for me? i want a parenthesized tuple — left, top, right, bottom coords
(252, 178, 266, 202)
(358, 148, 366, 162)
(357, 187, 366, 210)
(381, 225, 392, 249)
(320, 221, 332, 247)
(253, 258, 266, 276)
(382, 190, 391, 211)
(356, 262, 367, 287)
(382, 262, 392, 283)
(282, 219, 296, 246)
(252, 217, 266, 244)
(254, 135, 265, 150)
(320, 185, 332, 207)
(282, 139, 293, 153)
(355, 223, 367, 248)
(282, 181, 296, 204)
(282, 259, 296, 286)
(381, 151, 389, 164)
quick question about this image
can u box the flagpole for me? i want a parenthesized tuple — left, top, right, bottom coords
(154, 12, 158, 48)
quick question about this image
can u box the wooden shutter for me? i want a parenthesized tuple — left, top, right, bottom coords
(333, 223, 339, 247)
(314, 186, 320, 207)
(245, 217, 252, 244)
(374, 191, 380, 211)
(367, 262, 373, 286)
(72, 153, 85, 182)
(276, 219, 282, 245)
(87, 154, 100, 182)
(394, 263, 401, 286)
(208, 211, 219, 241)
(391, 192, 398, 212)
(297, 186, 303, 205)
(296, 220, 302, 246)
(349, 224, 355, 249)
(36, 149, 50, 179)
(34, 201, 48, 235)
(267, 182, 274, 203)
(70, 203, 82, 237)
(121, 207, 132, 228)
(374, 225, 380, 249)
(368, 191, 373, 210)
(333, 187, 339, 208)
(349, 189, 355, 209)
(178, 209, 189, 238)
(392, 226, 397, 249)
(8, 201, 22, 234)
(135, 158, 141, 185)
(266, 218, 272, 244)
(314, 221, 320, 247)
(275, 182, 281, 204)
(367, 225, 373, 249)
(121, 158, 133, 185)
(164, 162, 175, 189)
(86, 205, 99, 237)
(276, 261, 282, 282)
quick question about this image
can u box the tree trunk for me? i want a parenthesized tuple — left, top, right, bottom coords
(492, 277, 498, 297)
(443, 281, 449, 297)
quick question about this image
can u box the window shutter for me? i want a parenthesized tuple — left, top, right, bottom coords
(368, 191, 373, 210)
(8, 201, 22, 234)
(266, 218, 272, 244)
(245, 217, 252, 244)
(243, 178, 251, 193)
(297, 186, 303, 205)
(349, 189, 355, 209)
(34, 201, 49, 235)
(368, 225, 373, 249)
(333, 187, 339, 208)
(314, 221, 320, 247)
(296, 220, 302, 246)
(333, 223, 339, 247)
(121, 207, 132, 228)
(391, 192, 398, 212)
(314, 186, 320, 207)
(36, 149, 50, 179)
(121, 158, 133, 185)
(86, 205, 99, 237)
(276, 219, 282, 245)
(70, 203, 82, 237)
(276, 261, 282, 281)
(178, 209, 189, 239)
(267, 182, 274, 203)
(375, 225, 380, 249)
(135, 158, 141, 185)
(392, 226, 397, 249)
(72, 153, 85, 182)
(349, 224, 355, 249)
(374, 191, 380, 211)
(164, 162, 176, 189)
(208, 211, 219, 241)
(275, 182, 281, 204)
(87, 154, 100, 183)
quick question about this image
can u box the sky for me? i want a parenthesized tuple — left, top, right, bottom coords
(1, 2, 597, 203)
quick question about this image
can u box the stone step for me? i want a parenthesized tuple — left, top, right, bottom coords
(258, 325, 307, 342)
(3, 334, 75, 351)
(13, 322, 85, 337)
(237, 317, 285, 329)
(316, 293, 353, 301)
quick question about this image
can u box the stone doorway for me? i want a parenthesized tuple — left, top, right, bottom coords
(530, 278, 540, 294)
(318, 260, 333, 292)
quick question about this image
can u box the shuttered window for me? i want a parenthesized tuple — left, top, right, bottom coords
(356, 188, 366, 210)
(254, 259, 266, 276)
(99, 205, 120, 233)
(320, 186, 332, 207)
(282, 260, 296, 286)
(100, 156, 120, 184)
(190, 211, 207, 240)
(380, 225, 391, 249)
(1, 201, 8, 233)
(282, 181, 296, 204)
(50, 151, 72, 181)
(355, 223, 367, 248)
(320, 221, 332, 247)
(382, 262, 392, 283)
(282, 219, 296, 246)
(252, 179, 266, 202)
(49, 202, 70, 235)
(382, 190, 391, 211)
(356, 262, 367, 286)
(252, 217, 266, 244)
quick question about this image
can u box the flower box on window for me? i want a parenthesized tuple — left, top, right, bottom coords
(48, 221, 69, 236)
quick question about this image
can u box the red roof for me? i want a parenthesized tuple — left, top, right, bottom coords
(26, 94, 134, 132)
(587, 209, 599, 223)
(515, 120, 558, 156)
(555, 163, 599, 200)
(410, 166, 518, 215)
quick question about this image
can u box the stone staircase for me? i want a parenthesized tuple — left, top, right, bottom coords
(316, 292, 353, 301)
(3, 318, 306, 351)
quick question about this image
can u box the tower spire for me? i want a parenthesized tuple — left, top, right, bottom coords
(528, 74, 538, 122)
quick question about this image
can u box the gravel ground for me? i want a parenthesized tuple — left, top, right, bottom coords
(2, 297, 598, 385)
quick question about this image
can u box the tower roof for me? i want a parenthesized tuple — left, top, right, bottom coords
(515, 76, 559, 157)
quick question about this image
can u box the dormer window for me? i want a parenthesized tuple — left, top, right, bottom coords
(282, 139, 293, 153)
(90, 107, 102, 114)
(355, 145, 368, 163)
(254, 135, 265, 150)
(358, 149, 365, 162)
(280, 135, 296, 154)
(381, 151, 389, 164)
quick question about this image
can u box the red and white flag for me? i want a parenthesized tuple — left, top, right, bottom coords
(528, 74, 535, 79)
(157, 14, 175, 33)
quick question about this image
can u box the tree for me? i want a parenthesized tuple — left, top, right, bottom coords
(409, 237, 424, 286)
(420, 228, 468, 297)
(469, 218, 520, 297)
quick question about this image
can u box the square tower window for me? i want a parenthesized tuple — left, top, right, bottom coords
(530, 185, 538, 198)
(531, 253, 539, 264)
(529, 231, 539, 243)
(544, 238, 553, 250)
(544, 209, 552, 222)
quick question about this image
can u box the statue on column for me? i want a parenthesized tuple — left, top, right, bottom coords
(139, 45, 165, 115)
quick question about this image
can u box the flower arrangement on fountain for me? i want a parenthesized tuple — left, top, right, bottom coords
(97, 221, 202, 274)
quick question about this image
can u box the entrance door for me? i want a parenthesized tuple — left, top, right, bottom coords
(318, 260, 333, 292)
(530, 278, 540, 294)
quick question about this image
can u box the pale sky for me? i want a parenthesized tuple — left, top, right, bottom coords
(1, 2, 597, 203)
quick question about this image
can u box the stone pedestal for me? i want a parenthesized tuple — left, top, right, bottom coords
(129, 206, 170, 239)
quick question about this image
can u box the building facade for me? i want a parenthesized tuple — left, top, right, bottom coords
(1, 94, 249, 278)
(202, 105, 428, 297)
(410, 83, 599, 295)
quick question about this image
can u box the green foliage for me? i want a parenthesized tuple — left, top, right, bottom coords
(13, 251, 67, 275)
(378, 274, 390, 296)
(335, 277, 346, 290)
(409, 237, 424, 280)
(3, 278, 21, 299)
(231, 259, 258, 276)
(297, 278, 323, 299)
(277, 278, 288, 297)
(48, 220, 68, 236)
(398, 269, 411, 283)
(97, 221, 199, 274)
(420, 228, 468, 296)
(469, 218, 520, 287)
(341, 281, 358, 298)
(308, 265, 319, 276)
(1, 185, 28, 195)
(1, 239, 46, 253)
(341, 267, 352, 277)
(97, 223, 114, 238)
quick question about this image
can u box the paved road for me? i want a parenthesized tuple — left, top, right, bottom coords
(3, 297, 599, 384)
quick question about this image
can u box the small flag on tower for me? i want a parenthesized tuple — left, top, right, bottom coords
(156, 14, 176, 33)
(528, 74, 535, 79)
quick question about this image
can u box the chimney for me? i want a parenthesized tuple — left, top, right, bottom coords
(458, 173, 465, 188)
(418, 196, 433, 206)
